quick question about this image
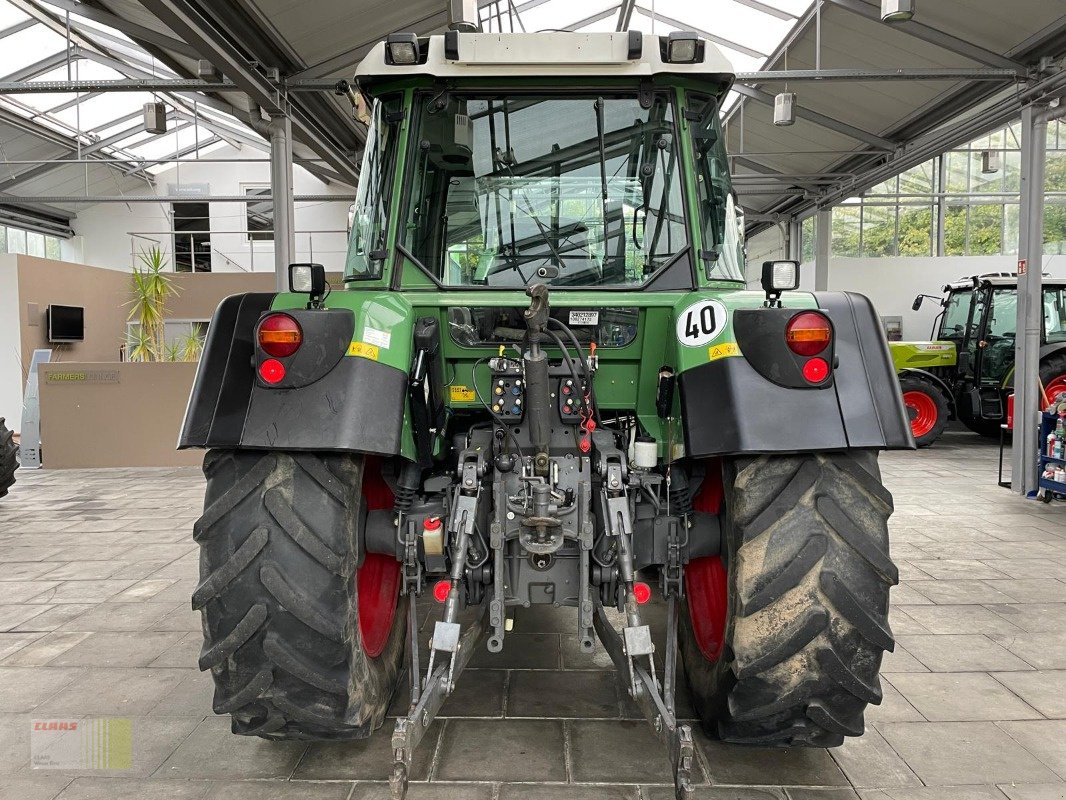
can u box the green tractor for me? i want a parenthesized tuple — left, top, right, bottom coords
(180, 30, 912, 799)
(892, 275, 1066, 447)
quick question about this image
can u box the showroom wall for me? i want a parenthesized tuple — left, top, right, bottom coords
(69, 145, 354, 274)
(0, 255, 281, 431)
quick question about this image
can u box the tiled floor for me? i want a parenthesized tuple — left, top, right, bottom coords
(0, 429, 1064, 800)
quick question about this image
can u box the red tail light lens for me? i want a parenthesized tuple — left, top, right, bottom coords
(257, 313, 302, 358)
(259, 358, 286, 384)
(802, 357, 830, 384)
(786, 311, 832, 356)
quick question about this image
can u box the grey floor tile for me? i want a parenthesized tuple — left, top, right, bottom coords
(49, 631, 185, 668)
(992, 671, 1066, 718)
(998, 785, 1066, 800)
(13, 605, 96, 633)
(696, 738, 848, 786)
(857, 788, 1008, 799)
(158, 717, 307, 780)
(878, 721, 1059, 785)
(39, 563, 128, 581)
(830, 726, 921, 788)
(52, 776, 212, 799)
(569, 719, 682, 783)
(0, 631, 47, 661)
(0, 775, 73, 800)
(644, 789, 786, 800)
(2, 633, 93, 667)
(985, 580, 1066, 604)
(35, 667, 189, 717)
(292, 722, 437, 781)
(434, 719, 566, 782)
(499, 785, 640, 799)
(896, 634, 1034, 672)
(998, 720, 1066, 778)
(148, 633, 204, 669)
(786, 791, 861, 800)
(0, 666, 83, 712)
(886, 673, 1043, 721)
(989, 631, 1066, 670)
(28, 581, 138, 605)
(987, 604, 1066, 634)
(507, 670, 619, 718)
(899, 605, 1025, 635)
(147, 670, 214, 717)
(57, 603, 179, 633)
(202, 782, 354, 800)
(349, 783, 491, 800)
(0, 605, 56, 631)
(866, 681, 925, 724)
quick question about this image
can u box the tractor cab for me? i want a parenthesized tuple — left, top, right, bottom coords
(898, 275, 1066, 445)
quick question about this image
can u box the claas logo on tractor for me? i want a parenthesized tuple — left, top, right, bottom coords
(179, 27, 913, 800)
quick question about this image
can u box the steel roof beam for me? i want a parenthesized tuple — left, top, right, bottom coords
(731, 0, 795, 21)
(823, 0, 1026, 71)
(737, 67, 1023, 82)
(633, 4, 768, 59)
(0, 17, 37, 39)
(39, 0, 202, 59)
(1, 50, 77, 83)
(135, 0, 360, 184)
(615, 0, 635, 31)
(731, 83, 895, 149)
(0, 111, 179, 191)
(565, 7, 617, 30)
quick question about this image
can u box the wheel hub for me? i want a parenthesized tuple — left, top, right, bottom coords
(358, 457, 401, 659)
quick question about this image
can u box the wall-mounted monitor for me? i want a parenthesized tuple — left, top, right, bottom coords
(47, 305, 84, 343)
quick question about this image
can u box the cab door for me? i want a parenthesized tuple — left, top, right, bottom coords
(974, 288, 1017, 388)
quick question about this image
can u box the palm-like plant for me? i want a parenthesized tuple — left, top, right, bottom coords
(126, 246, 178, 362)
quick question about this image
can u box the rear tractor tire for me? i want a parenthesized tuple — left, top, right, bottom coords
(898, 376, 949, 447)
(681, 451, 897, 747)
(0, 418, 17, 499)
(1040, 352, 1066, 406)
(193, 450, 406, 740)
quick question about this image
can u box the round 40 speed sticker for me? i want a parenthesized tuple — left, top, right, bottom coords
(675, 299, 728, 347)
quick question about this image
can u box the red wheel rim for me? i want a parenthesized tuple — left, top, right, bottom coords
(902, 390, 939, 439)
(1047, 374, 1066, 404)
(686, 460, 728, 663)
(357, 457, 401, 659)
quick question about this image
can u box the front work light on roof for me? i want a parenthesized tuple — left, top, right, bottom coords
(665, 32, 700, 64)
(386, 33, 420, 65)
(881, 0, 915, 22)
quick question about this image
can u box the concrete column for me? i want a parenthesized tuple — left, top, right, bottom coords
(1012, 103, 1047, 495)
(270, 112, 295, 292)
(814, 207, 831, 291)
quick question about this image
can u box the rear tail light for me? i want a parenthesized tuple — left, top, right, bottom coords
(259, 358, 286, 384)
(785, 311, 832, 356)
(257, 313, 302, 358)
(802, 357, 830, 384)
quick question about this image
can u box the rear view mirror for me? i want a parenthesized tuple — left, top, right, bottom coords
(912, 295, 923, 311)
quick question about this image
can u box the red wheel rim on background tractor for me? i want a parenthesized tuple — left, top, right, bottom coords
(357, 457, 401, 658)
(1047, 374, 1066, 404)
(686, 460, 729, 663)
(902, 390, 939, 439)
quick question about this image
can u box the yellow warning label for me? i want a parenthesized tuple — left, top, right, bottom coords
(450, 385, 476, 402)
(708, 342, 741, 362)
(347, 342, 380, 361)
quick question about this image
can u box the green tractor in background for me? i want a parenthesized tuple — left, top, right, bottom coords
(179, 30, 912, 799)
(892, 275, 1066, 447)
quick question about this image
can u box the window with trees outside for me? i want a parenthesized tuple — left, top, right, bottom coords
(800, 118, 1066, 259)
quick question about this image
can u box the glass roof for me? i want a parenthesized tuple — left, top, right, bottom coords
(0, 0, 253, 190)
(485, 0, 814, 109)
(0, 0, 811, 196)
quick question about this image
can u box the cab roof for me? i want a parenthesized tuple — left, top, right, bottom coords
(355, 31, 734, 88)
(944, 274, 1066, 291)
